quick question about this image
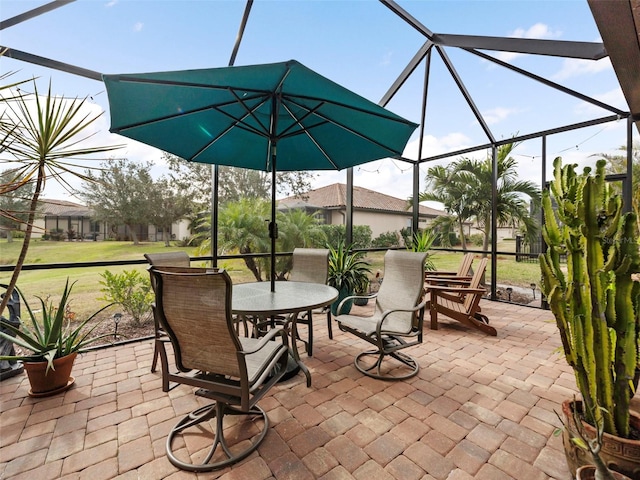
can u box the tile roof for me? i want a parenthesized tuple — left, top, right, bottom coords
(279, 183, 445, 217)
(39, 199, 93, 217)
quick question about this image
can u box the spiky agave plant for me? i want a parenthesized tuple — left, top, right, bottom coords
(0, 279, 113, 373)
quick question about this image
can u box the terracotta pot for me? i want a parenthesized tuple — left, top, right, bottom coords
(23, 352, 77, 397)
(576, 465, 632, 480)
(562, 399, 640, 480)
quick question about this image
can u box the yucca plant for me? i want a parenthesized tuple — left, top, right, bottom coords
(0, 76, 121, 318)
(0, 279, 113, 373)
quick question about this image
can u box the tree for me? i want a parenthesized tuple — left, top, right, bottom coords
(79, 158, 155, 245)
(418, 142, 541, 255)
(195, 200, 327, 281)
(164, 152, 316, 205)
(0, 168, 36, 242)
(0, 78, 121, 317)
(147, 176, 193, 246)
(593, 141, 640, 237)
(418, 164, 475, 251)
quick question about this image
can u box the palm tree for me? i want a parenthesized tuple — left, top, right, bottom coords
(0, 79, 121, 316)
(454, 142, 541, 254)
(417, 142, 541, 256)
(418, 164, 475, 250)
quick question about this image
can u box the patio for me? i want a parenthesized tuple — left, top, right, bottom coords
(0, 299, 590, 480)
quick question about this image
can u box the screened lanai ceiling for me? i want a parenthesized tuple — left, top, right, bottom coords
(1, 0, 639, 163)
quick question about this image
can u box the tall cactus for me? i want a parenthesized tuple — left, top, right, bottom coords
(540, 157, 640, 438)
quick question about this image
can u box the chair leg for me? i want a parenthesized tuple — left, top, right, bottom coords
(151, 340, 159, 373)
(326, 309, 333, 339)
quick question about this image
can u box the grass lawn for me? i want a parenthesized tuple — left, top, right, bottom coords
(1, 239, 543, 320)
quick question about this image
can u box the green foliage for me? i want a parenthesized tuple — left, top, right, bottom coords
(0, 77, 121, 318)
(371, 231, 400, 248)
(99, 270, 154, 326)
(418, 141, 541, 252)
(540, 157, 640, 439)
(327, 241, 371, 294)
(406, 229, 437, 271)
(319, 224, 372, 249)
(468, 233, 484, 246)
(0, 279, 113, 373)
(49, 228, 65, 241)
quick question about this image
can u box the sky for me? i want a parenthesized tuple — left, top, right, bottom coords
(0, 0, 635, 206)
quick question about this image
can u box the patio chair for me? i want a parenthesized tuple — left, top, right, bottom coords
(149, 267, 289, 472)
(336, 250, 428, 380)
(144, 252, 191, 372)
(425, 252, 474, 280)
(424, 257, 497, 336)
(288, 248, 331, 355)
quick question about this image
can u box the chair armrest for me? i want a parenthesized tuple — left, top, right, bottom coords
(337, 293, 378, 315)
(424, 276, 473, 284)
(376, 298, 428, 334)
(426, 285, 486, 295)
(240, 325, 288, 355)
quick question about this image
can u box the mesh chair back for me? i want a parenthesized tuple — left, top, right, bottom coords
(144, 251, 190, 267)
(377, 250, 428, 325)
(152, 268, 243, 378)
(289, 248, 329, 284)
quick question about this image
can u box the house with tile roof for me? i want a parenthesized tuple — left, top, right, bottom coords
(26, 199, 190, 242)
(278, 183, 447, 240)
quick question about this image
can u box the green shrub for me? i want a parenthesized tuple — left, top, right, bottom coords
(372, 231, 400, 248)
(319, 224, 372, 249)
(469, 233, 484, 246)
(49, 228, 65, 241)
(99, 270, 154, 326)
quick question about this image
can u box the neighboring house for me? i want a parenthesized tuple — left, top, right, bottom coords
(30, 199, 190, 242)
(278, 183, 447, 239)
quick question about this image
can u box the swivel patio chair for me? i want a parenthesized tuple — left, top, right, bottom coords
(424, 257, 497, 336)
(288, 248, 331, 355)
(336, 250, 428, 380)
(149, 267, 289, 472)
(144, 251, 191, 373)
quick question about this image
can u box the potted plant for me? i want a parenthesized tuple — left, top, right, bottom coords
(0, 279, 112, 397)
(327, 241, 371, 315)
(540, 157, 640, 478)
(557, 399, 631, 480)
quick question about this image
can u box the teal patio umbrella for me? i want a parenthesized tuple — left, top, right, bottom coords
(103, 60, 417, 291)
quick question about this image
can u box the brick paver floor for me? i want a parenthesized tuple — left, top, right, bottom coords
(1, 300, 582, 479)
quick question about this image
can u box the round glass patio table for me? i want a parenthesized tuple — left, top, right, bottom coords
(232, 281, 338, 387)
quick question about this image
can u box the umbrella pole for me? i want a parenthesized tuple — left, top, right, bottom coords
(270, 146, 277, 292)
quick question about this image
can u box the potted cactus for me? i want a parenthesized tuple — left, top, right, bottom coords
(540, 157, 640, 478)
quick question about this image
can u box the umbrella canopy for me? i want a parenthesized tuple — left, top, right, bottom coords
(103, 60, 418, 290)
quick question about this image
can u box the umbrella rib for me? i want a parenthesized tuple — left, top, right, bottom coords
(278, 101, 339, 169)
(113, 92, 268, 134)
(284, 92, 417, 127)
(282, 96, 404, 156)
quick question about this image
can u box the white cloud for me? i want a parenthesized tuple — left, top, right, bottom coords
(380, 50, 393, 67)
(105, 0, 118, 7)
(553, 57, 612, 81)
(133, 22, 143, 32)
(495, 22, 562, 63)
(573, 87, 627, 116)
(482, 106, 519, 125)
